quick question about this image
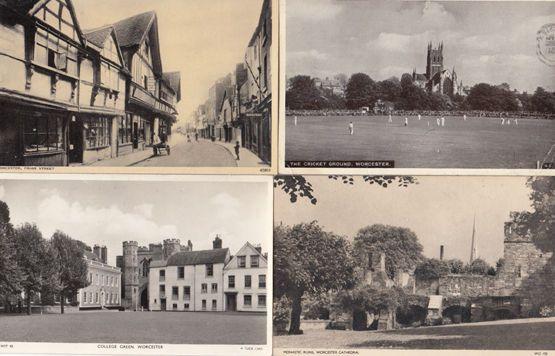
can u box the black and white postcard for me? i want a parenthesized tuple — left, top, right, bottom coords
(0, 174, 272, 356)
(273, 175, 554, 354)
(0, 0, 277, 174)
(280, 0, 555, 173)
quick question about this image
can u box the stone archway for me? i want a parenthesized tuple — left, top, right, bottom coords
(140, 288, 149, 310)
(396, 305, 428, 327)
(442, 305, 471, 324)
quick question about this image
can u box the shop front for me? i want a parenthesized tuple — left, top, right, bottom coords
(0, 96, 70, 166)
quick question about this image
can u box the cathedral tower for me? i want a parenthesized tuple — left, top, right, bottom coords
(426, 42, 444, 80)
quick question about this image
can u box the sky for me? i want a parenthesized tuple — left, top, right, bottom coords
(72, 0, 264, 125)
(286, 0, 555, 93)
(0, 177, 272, 266)
(275, 176, 535, 265)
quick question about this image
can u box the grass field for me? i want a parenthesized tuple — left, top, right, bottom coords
(0, 311, 266, 344)
(274, 317, 555, 349)
(285, 115, 555, 168)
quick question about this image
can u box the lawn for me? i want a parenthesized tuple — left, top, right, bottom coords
(0, 311, 266, 344)
(285, 115, 555, 168)
(273, 317, 555, 349)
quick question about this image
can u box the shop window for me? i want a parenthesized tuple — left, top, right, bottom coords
(24, 116, 63, 153)
(202, 299, 206, 310)
(184, 303, 189, 310)
(212, 300, 217, 311)
(119, 115, 132, 144)
(84, 117, 110, 149)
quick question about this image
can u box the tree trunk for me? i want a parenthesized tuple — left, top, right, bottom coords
(288, 292, 304, 335)
(26, 289, 31, 316)
(60, 291, 65, 314)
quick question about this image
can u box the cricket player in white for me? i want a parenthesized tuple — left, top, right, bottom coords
(294, 115, 298, 126)
(349, 122, 354, 135)
(436, 118, 441, 126)
(418, 114, 421, 120)
(463, 114, 467, 121)
(441, 117, 445, 127)
(404, 117, 408, 126)
(388, 114, 392, 123)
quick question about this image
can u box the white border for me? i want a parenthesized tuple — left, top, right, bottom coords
(0, 173, 273, 356)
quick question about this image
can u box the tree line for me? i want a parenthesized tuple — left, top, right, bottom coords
(286, 73, 555, 114)
(0, 200, 89, 315)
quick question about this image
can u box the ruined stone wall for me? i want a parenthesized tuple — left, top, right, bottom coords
(438, 274, 497, 298)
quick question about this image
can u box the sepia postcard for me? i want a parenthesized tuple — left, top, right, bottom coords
(273, 175, 555, 355)
(0, 0, 278, 175)
(279, 0, 555, 175)
(0, 173, 273, 356)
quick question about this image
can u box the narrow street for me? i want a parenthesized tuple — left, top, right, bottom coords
(133, 135, 238, 167)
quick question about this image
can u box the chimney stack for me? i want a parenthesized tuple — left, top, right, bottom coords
(440, 245, 444, 261)
(254, 244, 262, 254)
(213, 235, 222, 249)
(187, 240, 193, 251)
(93, 245, 101, 260)
(100, 246, 108, 264)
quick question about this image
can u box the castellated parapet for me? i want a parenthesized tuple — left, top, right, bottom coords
(163, 238, 181, 259)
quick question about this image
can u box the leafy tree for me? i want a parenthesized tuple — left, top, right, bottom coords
(353, 224, 424, 279)
(511, 177, 554, 252)
(0, 201, 22, 311)
(335, 285, 407, 321)
(446, 258, 464, 274)
(376, 79, 401, 103)
(398, 80, 431, 110)
(274, 222, 357, 334)
(50, 231, 89, 314)
(465, 258, 491, 275)
(531, 87, 555, 113)
(286, 75, 325, 110)
(14, 223, 58, 315)
(274, 176, 417, 205)
(345, 73, 377, 109)
(414, 258, 450, 280)
(465, 83, 519, 111)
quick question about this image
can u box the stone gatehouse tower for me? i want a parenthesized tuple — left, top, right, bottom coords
(117, 238, 193, 310)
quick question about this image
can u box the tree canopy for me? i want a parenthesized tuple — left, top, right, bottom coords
(353, 224, 424, 279)
(274, 222, 357, 334)
(345, 73, 377, 109)
(50, 231, 90, 313)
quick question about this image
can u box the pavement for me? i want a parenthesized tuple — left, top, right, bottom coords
(85, 134, 269, 167)
(84, 135, 242, 167)
(203, 138, 270, 168)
